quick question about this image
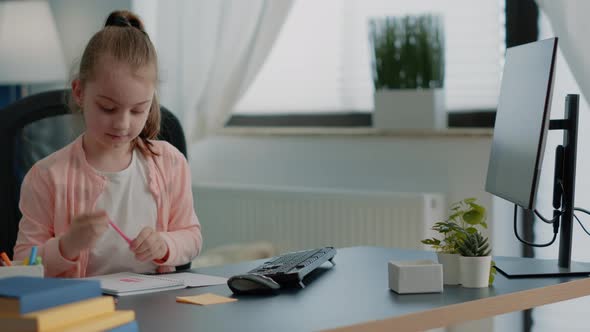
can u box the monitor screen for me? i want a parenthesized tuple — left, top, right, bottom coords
(485, 38, 558, 210)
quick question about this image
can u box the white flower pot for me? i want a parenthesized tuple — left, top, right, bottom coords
(459, 255, 492, 288)
(436, 252, 461, 285)
(373, 89, 446, 130)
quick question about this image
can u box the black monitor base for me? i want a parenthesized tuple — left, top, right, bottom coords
(495, 256, 590, 278)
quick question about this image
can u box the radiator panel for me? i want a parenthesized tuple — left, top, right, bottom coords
(194, 184, 445, 253)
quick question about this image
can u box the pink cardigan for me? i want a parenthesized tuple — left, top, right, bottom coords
(14, 135, 202, 277)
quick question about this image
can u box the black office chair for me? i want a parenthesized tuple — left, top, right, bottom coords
(0, 89, 191, 271)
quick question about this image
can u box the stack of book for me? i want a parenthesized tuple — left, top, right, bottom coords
(0, 276, 138, 332)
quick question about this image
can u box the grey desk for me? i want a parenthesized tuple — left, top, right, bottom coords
(116, 247, 590, 331)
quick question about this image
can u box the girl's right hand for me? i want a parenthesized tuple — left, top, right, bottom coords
(59, 211, 110, 260)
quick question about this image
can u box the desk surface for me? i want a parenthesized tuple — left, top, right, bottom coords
(116, 247, 590, 332)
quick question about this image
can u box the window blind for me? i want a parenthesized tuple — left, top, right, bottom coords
(234, 0, 505, 115)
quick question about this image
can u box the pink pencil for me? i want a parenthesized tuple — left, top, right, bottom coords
(109, 220, 132, 245)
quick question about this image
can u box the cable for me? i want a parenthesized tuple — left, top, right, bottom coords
(574, 213, 590, 237)
(513, 204, 558, 247)
(555, 181, 590, 236)
(533, 209, 562, 224)
(574, 207, 590, 216)
(549, 177, 590, 237)
(532, 178, 564, 224)
(573, 208, 590, 237)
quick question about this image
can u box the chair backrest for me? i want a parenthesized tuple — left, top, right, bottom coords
(0, 89, 190, 271)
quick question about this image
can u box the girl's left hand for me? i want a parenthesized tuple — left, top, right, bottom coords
(130, 227, 169, 262)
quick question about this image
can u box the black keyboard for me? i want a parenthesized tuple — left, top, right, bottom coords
(248, 246, 336, 287)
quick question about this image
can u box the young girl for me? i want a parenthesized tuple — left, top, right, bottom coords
(13, 10, 202, 278)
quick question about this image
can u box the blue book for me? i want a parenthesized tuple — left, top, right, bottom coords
(108, 321, 139, 332)
(0, 276, 102, 315)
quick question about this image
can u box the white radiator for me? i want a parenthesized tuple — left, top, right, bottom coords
(193, 184, 445, 253)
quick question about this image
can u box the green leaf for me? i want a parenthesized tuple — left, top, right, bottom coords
(463, 210, 484, 225)
(467, 202, 484, 210)
(457, 231, 490, 257)
(489, 261, 497, 285)
(478, 243, 490, 256)
(448, 211, 461, 221)
(421, 238, 441, 246)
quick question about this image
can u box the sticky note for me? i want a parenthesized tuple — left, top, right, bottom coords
(176, 293, 237, 306)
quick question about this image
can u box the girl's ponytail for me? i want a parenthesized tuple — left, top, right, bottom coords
(72, 10, 161, 157)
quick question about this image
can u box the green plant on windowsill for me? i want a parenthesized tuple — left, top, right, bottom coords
(368, 14, 445, 90)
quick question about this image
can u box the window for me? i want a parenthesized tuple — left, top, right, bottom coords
(233, 0, 505, 117)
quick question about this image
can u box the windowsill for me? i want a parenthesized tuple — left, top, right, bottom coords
(217, 126, 493, 138)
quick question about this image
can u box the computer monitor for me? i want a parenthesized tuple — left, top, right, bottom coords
(486, 37, 590, 277)
(486, 38, 556, 210)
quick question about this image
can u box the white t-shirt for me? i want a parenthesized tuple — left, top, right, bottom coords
(86, 149, 158, 276)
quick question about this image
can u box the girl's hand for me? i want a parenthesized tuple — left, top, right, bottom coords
(130, 227, 168, 262)
(59, 211, 110, 260)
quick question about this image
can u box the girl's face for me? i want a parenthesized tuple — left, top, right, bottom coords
(72, 55, 156, 153)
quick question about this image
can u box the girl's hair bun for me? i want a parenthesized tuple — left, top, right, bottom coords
(105, 10, 145, 33)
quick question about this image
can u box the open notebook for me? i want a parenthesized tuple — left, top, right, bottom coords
(87, 272, 228, 296)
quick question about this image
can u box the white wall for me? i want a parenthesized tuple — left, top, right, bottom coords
(189, 134, 520, 256)
(189, 135, 489, 200)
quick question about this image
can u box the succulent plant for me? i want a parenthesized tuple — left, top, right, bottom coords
(457, 231, 491, 257)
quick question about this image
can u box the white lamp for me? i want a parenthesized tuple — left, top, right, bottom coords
(0, 0, 67, 90)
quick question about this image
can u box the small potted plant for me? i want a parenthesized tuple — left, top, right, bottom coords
(368, 14, 445, 130)
(421, 198, 487, 285)
(457, 231, 493, 288)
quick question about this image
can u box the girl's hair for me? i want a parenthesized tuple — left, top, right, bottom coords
(71, 10, 160, 156)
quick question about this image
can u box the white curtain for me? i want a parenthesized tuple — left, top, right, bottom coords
(137, 0, 293, 142)
(535, 0, 590, 104)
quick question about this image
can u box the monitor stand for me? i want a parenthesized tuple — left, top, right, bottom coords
(495, 256, 590, 278)
(497, 95, 590, 279)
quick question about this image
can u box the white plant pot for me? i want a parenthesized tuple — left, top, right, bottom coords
(459, 256, 492, 288)
(436, 252, 461, 285)
(373, 88, 446, 130)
